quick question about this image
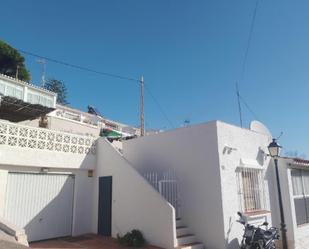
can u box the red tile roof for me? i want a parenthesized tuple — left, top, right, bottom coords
(293, 158, 309, 166)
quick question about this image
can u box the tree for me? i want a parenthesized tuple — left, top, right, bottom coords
(45, 78, 69, 105)
(0, 40, 30, 81)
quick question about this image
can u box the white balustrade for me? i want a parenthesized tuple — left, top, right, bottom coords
(0, 120, 96, 155)
(143, 169, 181, 218)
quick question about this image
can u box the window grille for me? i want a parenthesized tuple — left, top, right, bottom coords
(237, 167, 267, 212)
(291, 169, 309, 225)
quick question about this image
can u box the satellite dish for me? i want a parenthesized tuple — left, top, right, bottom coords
(250, 120, 272, 137)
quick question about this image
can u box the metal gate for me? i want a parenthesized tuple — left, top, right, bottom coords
(4, 172, 75, 242)
(143, 169, 181, 217)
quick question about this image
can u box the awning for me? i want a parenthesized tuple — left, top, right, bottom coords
(100, 128, 123, 138)
(239, 158, 262, 168)
(0, 95, 55, 122)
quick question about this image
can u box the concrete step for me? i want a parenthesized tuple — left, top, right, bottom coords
(175, 218, 204, 249)
(177, 234, 196, 245)
(176, 219, 184, 227)
(176, 226, 190, 237)
(176, 242, 204, 249)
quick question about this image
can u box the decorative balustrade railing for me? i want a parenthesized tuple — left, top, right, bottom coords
(143, 169, 181, 218)
(0, 120, 96, 155)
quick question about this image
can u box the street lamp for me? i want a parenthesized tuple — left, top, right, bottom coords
(268, 139, 288, 249)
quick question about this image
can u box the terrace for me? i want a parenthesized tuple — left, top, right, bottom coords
(0, 74, 57, 122)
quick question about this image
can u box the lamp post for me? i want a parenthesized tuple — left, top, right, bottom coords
(268, 139, 288, 249)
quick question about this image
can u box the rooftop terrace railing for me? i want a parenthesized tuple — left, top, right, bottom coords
(0, 74, 57, 108)
(0, 120, 96, 155)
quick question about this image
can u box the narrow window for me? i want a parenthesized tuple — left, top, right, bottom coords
(237, 168, 267, 213)
(291, 169, 309, 225)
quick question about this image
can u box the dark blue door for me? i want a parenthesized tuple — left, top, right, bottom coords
(98, 176, 112, 236)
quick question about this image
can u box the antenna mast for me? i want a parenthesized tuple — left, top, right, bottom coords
(236, 82, 243, 128)
(36, 58, 46, 87)
(140, 76, 145, 136)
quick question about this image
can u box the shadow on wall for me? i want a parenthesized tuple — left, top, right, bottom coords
(264, 162, 280, 228)
(225, 216, 241, 249)
(226, 238, 241, 249)
(26, 176, 74, 242)
(5, 175, 74, 242)
(78, 148, 97, 170)
(256, 147, 266, 166)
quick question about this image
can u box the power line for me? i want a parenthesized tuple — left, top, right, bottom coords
(19, 48, 175, 129)
(18, 49, 139, 82)
(238, 94, 259, 121)
(240, 0, 260, 81)
(144, 84, 175, 129)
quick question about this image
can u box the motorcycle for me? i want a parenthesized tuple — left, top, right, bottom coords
(237, 212, 280, 249)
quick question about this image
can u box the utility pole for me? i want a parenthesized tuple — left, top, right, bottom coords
(15, 65, 19, 79)
(140, 76, 145, 136)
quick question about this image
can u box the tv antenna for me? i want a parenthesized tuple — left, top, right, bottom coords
(140, 76, 145, 136)
(36, 58, 47, 87)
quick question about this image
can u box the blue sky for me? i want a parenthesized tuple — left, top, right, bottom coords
(1, 0, 309, 156)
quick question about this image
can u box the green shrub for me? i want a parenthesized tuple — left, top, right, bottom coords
(117, 229, 146, 247)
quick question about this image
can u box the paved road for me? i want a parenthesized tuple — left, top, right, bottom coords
(0, 230, 28, 249)
(30, 234, 162, 249)
(0, 240, 28, 249)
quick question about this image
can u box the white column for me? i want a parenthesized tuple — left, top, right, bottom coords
(0, 170, 8, 216)
(23, 86, 28, 102)
(53, 95, 57, 108)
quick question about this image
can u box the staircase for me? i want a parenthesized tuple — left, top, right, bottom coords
(142, 170, 204, 248)
(175, 218, 204, 249)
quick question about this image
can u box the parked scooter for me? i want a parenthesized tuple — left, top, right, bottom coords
(237, 212, 280, 249)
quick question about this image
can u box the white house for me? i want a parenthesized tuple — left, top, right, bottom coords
(271, 157, 309, 249)
(122, 120, 309, 249)
(0, 74, 175, 249)
(123, 120, 275, 249)
(1, 73, 308, 249)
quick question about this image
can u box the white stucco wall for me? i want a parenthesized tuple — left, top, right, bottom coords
(72, 170, 96, 236)
(94, 138, 176, 249)
(215, 121, 273, 249)
(276, 158, 309, 249)
(123, 121, 226, 249)
(48, 116, 100, 137)
(0, 146, 96, 170)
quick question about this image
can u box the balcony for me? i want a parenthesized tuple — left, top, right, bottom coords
(0, 74, 57, 122)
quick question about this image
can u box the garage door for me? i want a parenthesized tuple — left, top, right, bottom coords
(4, 172, 74, 242)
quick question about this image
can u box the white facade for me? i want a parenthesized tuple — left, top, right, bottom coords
(123, 121, 275, 249)
(20, 104, 140, 138)
(94, 139, 176, 249)
(0, 73, 57, 108)
(0, 119, 175, 248)
(2, 116, 307, 249)
(0, 120, 97, 242)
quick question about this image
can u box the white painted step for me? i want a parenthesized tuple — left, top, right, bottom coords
(177, 242, 204, 249)
(176, 226, 190, 237)
(177, 234, 196, 245)
(176, 219, 184, 227)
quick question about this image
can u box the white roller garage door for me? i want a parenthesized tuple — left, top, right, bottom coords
(4, 172, 74, 242)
